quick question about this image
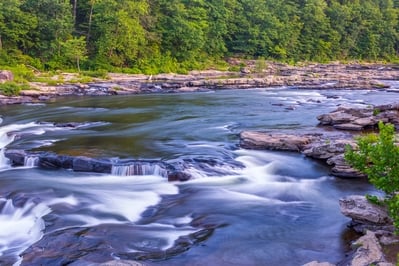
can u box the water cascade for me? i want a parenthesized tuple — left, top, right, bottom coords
(111, 162, 168, 177)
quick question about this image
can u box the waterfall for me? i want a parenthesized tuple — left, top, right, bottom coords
(0, 122, 43, 169)
(24, 156, 39, 167)
(111, 162, 168, 177)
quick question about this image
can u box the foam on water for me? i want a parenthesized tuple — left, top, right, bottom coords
(181, 148, 327, 205)
(0, 199, 51, 265)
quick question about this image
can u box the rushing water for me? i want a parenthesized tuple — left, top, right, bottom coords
(0, 87, 396, 265)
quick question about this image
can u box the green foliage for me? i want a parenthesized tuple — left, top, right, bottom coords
(61, 36, 88, 72)
(345, 122, 399, 229)
(0, 0, 399, 71)
(1, 65, 34, 82)
(0, 81, 30, 96)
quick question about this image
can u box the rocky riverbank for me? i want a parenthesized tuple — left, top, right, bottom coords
(1, 62, 399, 105)
(239, 102, 399, 265)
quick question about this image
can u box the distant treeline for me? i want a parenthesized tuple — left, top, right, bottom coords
(1, 0, 398, 73)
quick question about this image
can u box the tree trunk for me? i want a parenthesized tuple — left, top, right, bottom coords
(73, 0, 77, 27)
(87, 1, 94, 42)
(77, 57, 80, 72)
(0, 35, 2, 50)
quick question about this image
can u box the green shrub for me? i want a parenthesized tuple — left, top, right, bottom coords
(345, 122, 399, 229)
(0, 82, 23, 96)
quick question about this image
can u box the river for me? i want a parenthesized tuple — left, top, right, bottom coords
(0, 87, 396, 265)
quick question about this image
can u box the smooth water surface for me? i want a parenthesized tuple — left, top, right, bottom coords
(0, 87, 395, 265)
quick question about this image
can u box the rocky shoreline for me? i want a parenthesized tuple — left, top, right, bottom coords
(1, 62, 399, 105)
(239, 103, 399, 266)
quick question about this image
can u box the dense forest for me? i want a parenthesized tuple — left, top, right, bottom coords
(1, 0, 399, 73)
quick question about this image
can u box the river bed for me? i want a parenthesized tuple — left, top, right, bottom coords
(0, 87, 396, 265)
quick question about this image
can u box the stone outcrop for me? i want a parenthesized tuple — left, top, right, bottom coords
(342, 231, 393, 266)
(317, 103, 399, 131)
(0, 70, 13, 83)
(5, 149, 169, 177)
(339, 195, 394, 233)
(239, 131, 361, 178)
(240, 131, 316, 151)
(4, 149, 243, 182)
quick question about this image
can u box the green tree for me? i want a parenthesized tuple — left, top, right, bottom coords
(299, 0, 336, 61)
(61, 36, 87, 71)
(345, 122, 399, 229)
(0, 0, 37, 52)
(22, 0, 73, 62)
(90, 0, 148, 67)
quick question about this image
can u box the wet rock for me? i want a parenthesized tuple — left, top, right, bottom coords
(339, 195, 394, 233)
(39, 153, 73, 169)
(333, 123, 365, 131)
(303, 139, 353, 160)
(342, 231, 393, 266)
(239, 131, 316, 151)
(72, 156, 112, 173)
(4, 149, 27, 166)
(239, 131, 363, 178)
(318, 104, 399, 131)
(168, 171, 191, 182)
(328, 155, 365, 178)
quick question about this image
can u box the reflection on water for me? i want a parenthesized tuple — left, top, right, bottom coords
(0, 87, 393, 265)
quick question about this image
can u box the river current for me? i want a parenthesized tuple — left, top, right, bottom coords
(0, 87, 396, 265)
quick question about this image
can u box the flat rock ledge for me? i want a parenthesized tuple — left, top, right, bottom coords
(317, 103, 399, 131)
(338, 195, 397, 266)
(4, 149, 243, 182)
(2, 62, 399, 105)
(339, 195, 394, 233)
(239, 131, 363, 178)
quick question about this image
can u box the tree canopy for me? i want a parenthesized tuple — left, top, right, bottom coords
(0, 0, 398, 73)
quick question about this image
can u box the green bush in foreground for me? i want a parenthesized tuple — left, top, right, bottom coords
(345, 122, 399, 229)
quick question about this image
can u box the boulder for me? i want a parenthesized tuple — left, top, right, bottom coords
(168, 171, 192, 182)
(4, 149, 27, 166)
(339, 195, 393, 233)
(239, 131, 315, 151)
(0, 70, 14, 83)
(318, 104, 399, 131)
(39, 153, 73, 169)
(72, 156, 112, 173)
(344, 231, 393, 266)
(328, 155, 365, 178)
(303, 139, 353, 160)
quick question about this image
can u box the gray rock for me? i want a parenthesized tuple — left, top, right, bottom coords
(0, 70, 14, 83)
(239, 131, 315, 151)
(318, 104, 399, 131)
(4, 149, 27, 166)
(339, 195, 392, 225)
(72, 156, 112, 173)
(347, 231, 392, 266)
